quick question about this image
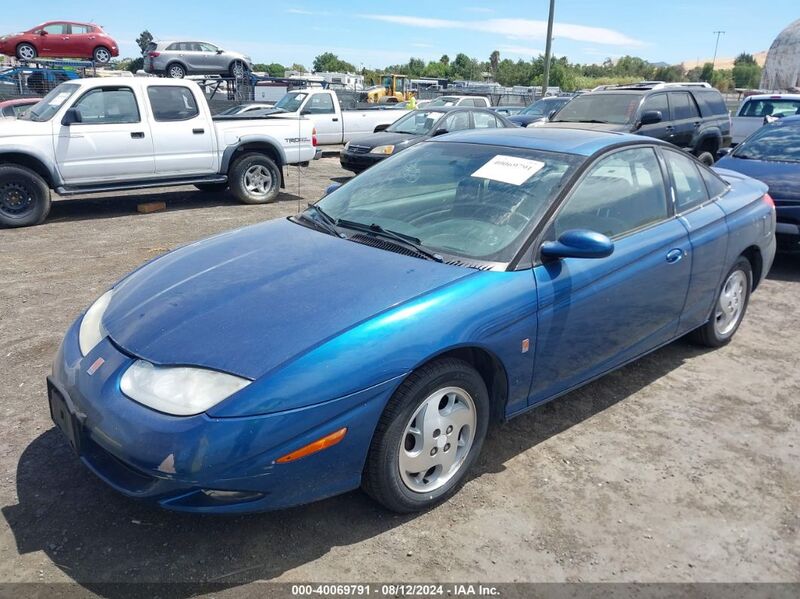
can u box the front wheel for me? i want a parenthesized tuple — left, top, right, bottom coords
(0, 164, 51, 228)
(362, 358, 490, 513)
(230, 60, 248, 79)
(93, 46, 111, 63)
(696, 151, 715, 166)
(690, 257, 752, 347)
(229, 153, 281, 204)
(16, 43, 37, 61)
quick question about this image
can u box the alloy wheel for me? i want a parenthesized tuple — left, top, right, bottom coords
(243, 165, 273, 197)
(94, 48, 110, 63)
(714, 269, 747, 337)
(17, 45, 35, 60)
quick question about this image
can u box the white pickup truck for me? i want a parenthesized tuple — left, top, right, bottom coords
(0, 77, 319, 227)
(264, 89, 408, 145)
(731, 93, 800, 145)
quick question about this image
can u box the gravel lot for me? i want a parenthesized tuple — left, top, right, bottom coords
(0, 156, 798, 594)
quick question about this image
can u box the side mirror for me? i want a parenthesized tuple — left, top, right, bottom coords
(541, 229, 614, 260)
(373, 123, 389, 133)
(547, 109, 557, 120)
(61, 107, 82, 126)
(717, 147, 733, 159)
(324, 182, 342, 196)
(216, 49, 224, 54)
(638, 110, 662, 127)
(38, 30, 47, 36)
(432, 128, 449, 137)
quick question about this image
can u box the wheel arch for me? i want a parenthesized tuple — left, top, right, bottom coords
(0, 151, 57, 187)
(165, 60, 187, 75)
(221, 138, 287, 187)
(740, 245, 763, 291)
(695, 131, 722, 155)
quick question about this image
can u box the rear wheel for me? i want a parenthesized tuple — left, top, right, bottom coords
(229, 153, 281, 204)
(93, 46, 111, 63)
(690, 257, 752, 347)
(16, 43, 36, 61)
(194, 182, 228, 193)
(696, 151, 715, 166)
(167, 63, 185, 79)
(0, 165, 51, 228)
(362, 358, 490, 513)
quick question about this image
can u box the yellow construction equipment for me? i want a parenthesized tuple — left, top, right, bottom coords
(366, 74, 414, 104)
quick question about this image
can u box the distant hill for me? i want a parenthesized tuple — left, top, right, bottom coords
(682, 51, 768, 70)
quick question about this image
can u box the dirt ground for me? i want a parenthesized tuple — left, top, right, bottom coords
(0, 157, 798, 595)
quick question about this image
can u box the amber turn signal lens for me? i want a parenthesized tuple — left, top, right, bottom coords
(275, 428, 347, 463)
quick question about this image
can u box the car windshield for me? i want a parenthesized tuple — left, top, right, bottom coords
(553, 93, 640, 125)
(740, 98, 800, 118)
(521, 98, 566, 116)
(734, 124, 800, 163)
(427, 97, 459, 107)
(274, 92, 307, 112)
(387, 110, 446, 135)
(314, 142, 583, 263)
(19, 83, 80, 122)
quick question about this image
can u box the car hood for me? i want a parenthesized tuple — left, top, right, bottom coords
(543, 121, 630, 133)
(102, 218, 473, 380)
(508, 114, 545, 126)
(0, 117, 49, 137)
(716, 155, 800, 202)
(349, 131, 423, 149)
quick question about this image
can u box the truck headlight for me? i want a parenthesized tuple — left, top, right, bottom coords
(78, 290, 114, 356)
(370, 145, 395, 155)
(120, 360, 251, 416)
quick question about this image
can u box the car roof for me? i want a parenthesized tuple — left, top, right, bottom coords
(772, 115, 800, 126)
(744, 93, 800, 101)
(0, 98, 39, 107)
(433, 126, 657, 156)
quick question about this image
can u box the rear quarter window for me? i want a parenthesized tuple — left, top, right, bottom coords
(693, 90, 728, 117)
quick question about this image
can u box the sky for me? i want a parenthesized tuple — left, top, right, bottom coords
(2, 1, 797, 69)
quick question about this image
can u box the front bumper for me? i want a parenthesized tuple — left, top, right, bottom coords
(48, 319, 397, 513)
(339, 150, 387, 173)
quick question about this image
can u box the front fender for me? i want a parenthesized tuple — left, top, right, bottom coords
(209, 269, 538, 418)
(0, 145, 61, 186)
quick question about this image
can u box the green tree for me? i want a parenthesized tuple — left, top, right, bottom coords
(439, 54, 450, 66)
(253, 63, 285, 77)
(127, 57, 144, 73)
(290, 63, 307, 73)
(734, 53, 757, 66)
(422, 61, 449, 78)
(489, 50, 500, 75)
(312, 52, 356, 73)
(407, 57, 425, 77)
(700, 62, 715, 82)
(135, 30, 153, 55)
(732, 63, 761, 88)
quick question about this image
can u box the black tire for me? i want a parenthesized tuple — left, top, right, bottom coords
(690, 257, 752, 347)
(696, 151, 715, 166)
(228, 153, 281, 204)
(230, 60, 248, 79)
(362, 358, 490, 513)
(0, 164, 51, 228)
(166, 63, 185, 79)
(194, 182, 229, 193)
(16, 43, 37, 61)
(93, 46, 112, 63)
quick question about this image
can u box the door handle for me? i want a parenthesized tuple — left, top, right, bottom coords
(665, 125, 674, 131)
(193, 128, 205, 134)
(130, 131, 145, 139)
(666, 249, 684, 263)
(332, 117, 339, 122)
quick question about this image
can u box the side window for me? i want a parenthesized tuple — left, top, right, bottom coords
(2, 106, 14, 117)
(642, 93, 669, 119)
(443, 111, 470, 132)
(700, 167, 729, 199)
(473, 112, 498, 128)
(305, 93, 335, 114)
(664, 150, 709, 211)
(198, 43, 217, 52)
(671, 92, 700, 120)
(552, 147, 668, 239)
(43, 24, 66, 34)
(166, 43, 180, 51)
(73, 87, 140, 124)
(147, 86, 199, 121)
(71, 24, 90, 34)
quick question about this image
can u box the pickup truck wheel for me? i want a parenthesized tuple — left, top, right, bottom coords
(194, 182, 228, 193)
(690, 257, 752, 347)
(0, 165, 51, 228)
(167, 63, 185, 79)
(696, 151, 715, 166)
(16, 43, 37, 60)
(229, 154, 281, 204)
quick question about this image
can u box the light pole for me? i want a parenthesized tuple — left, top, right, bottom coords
(541, 0, 555, 98)
(711, 30, 725, 72)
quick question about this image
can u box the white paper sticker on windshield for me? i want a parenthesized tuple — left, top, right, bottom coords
(471, 155, 545, 186)
(48, 92, 71, 107)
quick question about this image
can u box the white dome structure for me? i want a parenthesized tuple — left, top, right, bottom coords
(761, 19, 800, 90)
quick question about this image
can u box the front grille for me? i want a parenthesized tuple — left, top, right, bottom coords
(347, 144, 371, 154)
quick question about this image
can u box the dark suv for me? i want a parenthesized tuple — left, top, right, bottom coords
(545, 83, 731, 164)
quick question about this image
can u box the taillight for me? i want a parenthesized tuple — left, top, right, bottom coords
(148, 51, 160, 57)
(763, 193, 775, 208)
(312, 127, 317, 147)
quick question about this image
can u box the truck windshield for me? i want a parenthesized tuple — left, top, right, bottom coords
(274, 92, 308, 113)
(552, 93, 641, 125)
(20, 83, 80, 122)
(428, 97, 459, 107)
(521, 98, 569, 116)
(388, 110, 447, 135)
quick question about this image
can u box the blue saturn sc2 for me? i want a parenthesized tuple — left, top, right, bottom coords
(48, 127, 776, 514)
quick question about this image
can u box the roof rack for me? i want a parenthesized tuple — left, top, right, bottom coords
(592, 81, 712, 92)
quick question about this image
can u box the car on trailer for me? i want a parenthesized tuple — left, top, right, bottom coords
(0, 21, 118, 63)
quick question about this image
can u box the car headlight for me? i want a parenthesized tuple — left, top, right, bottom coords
(120, 360, 251, 416)
(370, 145, 395, 155)
(344, 141, 351, 151)
(78, 290, 114, 356)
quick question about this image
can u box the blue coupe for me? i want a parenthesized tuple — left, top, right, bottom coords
(717, 115, 800, 253)
(48, 128, 776, 514)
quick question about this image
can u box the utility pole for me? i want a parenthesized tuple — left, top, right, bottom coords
(711, 30, 725, 71)
(541, 0, 555, 98)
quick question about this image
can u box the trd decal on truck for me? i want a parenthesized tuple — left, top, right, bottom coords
(285, 137, 311, 144)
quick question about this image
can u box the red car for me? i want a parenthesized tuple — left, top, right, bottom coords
(0, 98, 39, 118)
(0, 21, 119, 63)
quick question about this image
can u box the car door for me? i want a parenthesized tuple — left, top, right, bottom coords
(661, 148, 729, 332)
(145, 84, 215, 175)
(39, 23, 70, 57)
(530, 146, 691, 404)
(668, 91, 701, 149)
(196, 42, 223, 73)
(303, 93, 339, 144)
(54, 85, 155, 183)
(66, 23, 91, 58)
(637, 92, 673, 142)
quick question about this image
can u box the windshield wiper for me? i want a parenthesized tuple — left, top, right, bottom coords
(335, 218, 443, 262)
(295, 204, 342, 237)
